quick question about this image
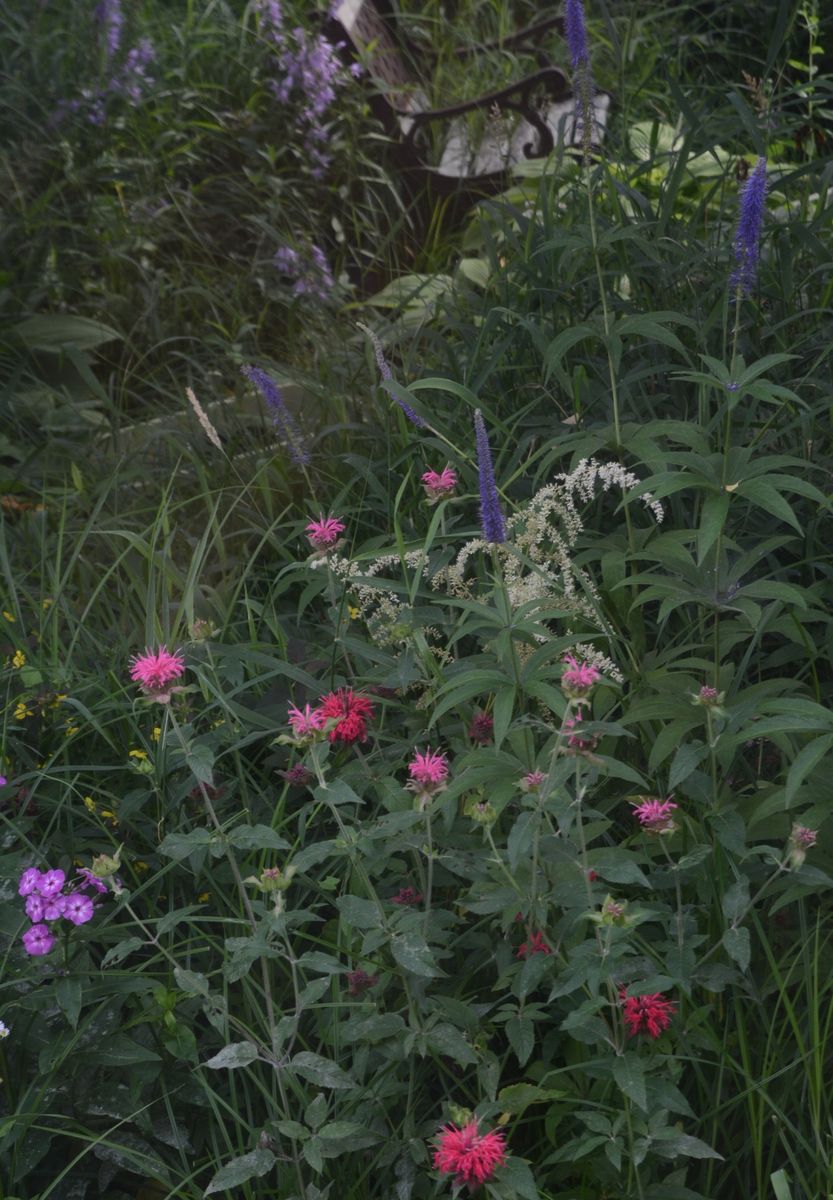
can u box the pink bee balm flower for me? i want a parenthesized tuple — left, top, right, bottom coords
(433, 1120, 507, 1188)
(408, 748, 449, 787)
(517, 930, 551, 959)
(620, 987, 676, 1038)
(421, 467, 457, 503)
(130, 645, 185, 695)
(38, 869, 66, 898)
(317, 688, 375, 744)
(468, 712, 493, 745)
(305, 515, 345, 551)
(63, 894, 95, 926)
(632, 796, 678, 834)
(519, 769, 546, 792)
(561, 654, 601, 698)
(287, 703, 326, 737)
(791, 824, 817, 849)
(18, 867, 43, 897)
(22, 924, 55, 957)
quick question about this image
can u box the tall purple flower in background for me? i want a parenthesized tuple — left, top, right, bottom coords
(564, 0, 593, 160)
(241, 365, 310, 466)
(731, 157, 767, 295)
(357, 322, 427, 429)
(473, 410, 506, 544)
(274, 244, 334, 301)
(96, 0, 124, 61)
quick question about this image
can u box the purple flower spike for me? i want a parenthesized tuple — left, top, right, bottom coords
(565, 0, 589, 69)
(96, 0, 125, 62)
(241, 364, 310, 466)
(473, 409, 506, 544)
(731, 157, 767, 295)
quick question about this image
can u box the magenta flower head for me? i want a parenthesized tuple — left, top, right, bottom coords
(22, 924, 55, 957)
(18, 867, 43, 897)
(788, 823, 818, 868)
(76, 868, 109, 895)
(287, 703, 326, 737)
(731, 157, 767, 295)
(421, 467, 457, 504)
(63, 894, 95, 926)
(130, 646, 186, 698)
(38, 869, 66, 899)
(473, 410, 506, 544)
(561, 654, 600, 699)
(407, 749, 449, 805)
(620, 986, 676, 1038)
(305, 515, 345, 552)
(517, 930, 551, 959)
(433, 1120, 507, 1188)
(632, 795, 678, 834)
(25, 894, 45, 922)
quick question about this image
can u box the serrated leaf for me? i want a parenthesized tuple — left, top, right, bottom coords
(721, 877, 750, 923)
(668, 741, 709, 790)
(506, 1014, 534, 1066)
(204, 1042, 259, 1070)
(497, 1083, 566, 1115)
(101, 937, 144, 967)
(173, 967, 209, 997)
(227, 824, 290, 851)
(723, 926, 751, 972)
(653, 1131, 723, 1160)
(290, 1051, 354, 1089)
(391, 931, 443, 977)
(507, 811, 537, 873)
(204, 1148, 275, 1195)
(336, 894, 383, 929)
(785, 734, 833, 805)
(159, 828, 213, 861)
(613, 1053, 648, 1111)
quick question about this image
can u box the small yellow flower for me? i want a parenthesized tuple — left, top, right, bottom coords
(53, 693, 68, 705)
(134, 860, 150, 873)
(348, 605, 361, 620)
(83, 796, 97, 813)
(129, 749, 148, 760)
(198, 891, 211, 902)
(14, 702, 33, 721)
(151, 726, 162, 742)
(2, 611, 15, 622)
(64, 725, 79, 737)
(100, 809, 119, 825)
(42, 599, 53, 611)
(12, 650, 26, 669)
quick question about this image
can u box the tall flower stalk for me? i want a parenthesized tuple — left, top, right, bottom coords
(565, 0, 593, 164)
(473, 410, 506, 544)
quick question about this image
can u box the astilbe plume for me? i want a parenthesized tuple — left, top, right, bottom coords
(241, 364, 310, 465)
(731, 157, 767, 295)
(317, 688, 375, 744)
(433, 1121, 507, 1187)
(473, 410, 506, 544)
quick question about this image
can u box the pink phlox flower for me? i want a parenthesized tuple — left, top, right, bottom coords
(632, 795, 678, 833)
(38, 869, 66, 899)
(305, 514, 345, 550)
(287, 703, 326, 736)
(130, 645, 185, 693)
(317, 688, 375, 744)
(391, 886, 424, 906)
(517, 930, 551, 959)
(421, 467, 457, 502)
(408, 748, 449, 787)
(18, 867, 43, 897)
(25, 894, 45, 922)
(433, 1120, 507, 1187)
(63, 894, 95, 926)
(619, 987, 676, 1038)
(75, 868, 109, 894)
(0, 775, 7, 787)
(22, 924, 55, 957)
(561, 654, 600, 695)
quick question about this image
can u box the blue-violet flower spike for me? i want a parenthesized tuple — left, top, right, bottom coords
(565, 0, 589, 69)
(241, 365, 310, 466)
(473, 409, 506, 544)
(731, 157, 767, 295)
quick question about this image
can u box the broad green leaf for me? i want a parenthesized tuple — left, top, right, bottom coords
(227, 824, 290, 851)
(204, 1149, 276, 1195)
(391, 931, 443, 977)
(204, 1042, 259, 1070)
(13, 314, 121, 351)
(291, 1051, 354, 1089)
(506, 1014, 535, 1066)
(785, 734, 833, 805)
(668, 741, 709, 790)
(723, 926, 751, 972)
(613, 1053, 647, 1112)
(336, 894, 383, 929)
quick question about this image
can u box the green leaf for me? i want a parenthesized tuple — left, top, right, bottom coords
(13, 314, 121, 352)
(785, 734, 833, 805)
(184, 742, 215, 786)
(497, 1083, 566, 1115)
(425, 1022, 479, 1066)
(159, 828, 213, 861)
(55, 977, 83, 1030)
(770, 1168, 794, 1200)
(204, 1149, 276, 1195)
(723, 926, 751, 972)
(101, 937, 144, 967)
(494, 1156, 540, 1200)
(290, 1051, 354, 1089)
(336, 895, 383, 929)
(204, 1042, 259, 1070)
(652, 1131, 723, 1160)
(391, 931, 443, 978)
(506, 1014, 535, 1066)
(613, 1053, 648, 1112)
(696, 491, 730, 565)
(90, 1035, 162, 1066)
(508, 811, 538, 873)
(668, 741, 709, 790)
(721, 877, 750, 923)
(227, 825, 290, 851)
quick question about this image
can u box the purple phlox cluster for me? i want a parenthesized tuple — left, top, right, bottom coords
(18, 864, 105, 957)
(96, 0, 125, 61)
(731, 157, 767, 295)
(473, 410, 506, 544)
(241, 364, 310, 466)
(564, 0, 594, 158)
(254, 0, 353, 178)
(274, 244, 335, 303)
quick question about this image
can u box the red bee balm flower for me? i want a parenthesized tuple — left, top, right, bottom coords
(305, 515, 345, 551)
(317, 688, 375, 744)
(433, 1120, 506, 1188)
(619, 987, 676, 1038)
(517, 930, 551, 959)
